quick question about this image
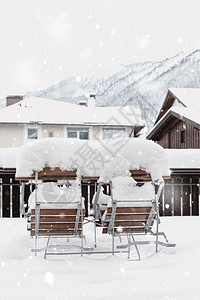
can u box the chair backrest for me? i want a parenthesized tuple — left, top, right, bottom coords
(29, 207, 85, 237)
(102, 177, 163, 235)
(102, 203, 156, 234)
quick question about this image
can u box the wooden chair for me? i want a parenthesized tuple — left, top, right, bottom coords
(27, 176, 85, 258)
(95, 180, 175, 259)
(29, 207, 83, 237)
(29, 205, 85, 258)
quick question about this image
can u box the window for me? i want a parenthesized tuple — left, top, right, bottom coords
(28, 128, 38, 139)
(79, 131, 89, 140)
(103, 127, 125, 139)
(67, 127, 89, 140)
(180, 130, 185, 143)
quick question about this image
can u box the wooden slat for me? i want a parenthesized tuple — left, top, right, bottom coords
(31, 223, 82, 230)
(104, 220, 149, 227)
(37, 167, 76, 177)
(106, 207, 152, 214)
(102, 227, 147, 234)
(31, 216, 77, 222)
(31, 208, 78, 215)
(30, 229, 81, 236)
(112, 214, 150, 221)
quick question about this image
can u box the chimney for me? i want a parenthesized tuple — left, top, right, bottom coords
(88, 94, 96, 109)
(6, 95, 24, 106)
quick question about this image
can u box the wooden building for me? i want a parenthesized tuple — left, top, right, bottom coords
(147, 88, 200, 216)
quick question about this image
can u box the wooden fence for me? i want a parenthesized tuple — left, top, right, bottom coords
(0, 171, 199, 217)
(160, 176, 199, 216)
(0, 169, 32, 218)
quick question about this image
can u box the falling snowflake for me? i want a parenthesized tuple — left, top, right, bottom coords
(44, 272, 55, 285)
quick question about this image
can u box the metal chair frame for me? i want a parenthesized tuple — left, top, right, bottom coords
(31, 171, 85, 258)
(93, 180, 175, 260)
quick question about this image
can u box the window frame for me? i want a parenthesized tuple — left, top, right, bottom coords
(27, 128, 38, 140)
(102, 127, 125, 139)
(180, 130, 186, 143)
(67, 127, 90, 140)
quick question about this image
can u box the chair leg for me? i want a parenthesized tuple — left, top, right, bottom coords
(127, 234, 131, 259)
(94, 222, 97, 248)
(131, 233, 141, 260)
(112, 235, 115, 255)
(83, 235, 86, 246)
(44, 236, 51, 259)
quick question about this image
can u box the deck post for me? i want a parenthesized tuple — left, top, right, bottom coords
(34, 171, 39, 256)
(20, 183, 25, 217)
(155, 182, 164, 253)
(80, 179, 84, 257)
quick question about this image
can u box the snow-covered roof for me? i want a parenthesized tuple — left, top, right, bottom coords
(170, 106, 200, 126)
(0, 148, 19, 168)
(16, 137, 169, 182)
(0, 96, 144, 127)
(166, 149, 200, 169)
(169, 88, 200, 109)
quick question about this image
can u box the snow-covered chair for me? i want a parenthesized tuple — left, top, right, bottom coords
(28, 180, 85, 258)
(100, 176, 175, 259)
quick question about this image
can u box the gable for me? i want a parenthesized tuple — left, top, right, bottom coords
(155, 88, 200, 124)
(156, 90, 176, 122)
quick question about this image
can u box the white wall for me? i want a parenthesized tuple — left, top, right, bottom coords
(41, 124, 65, 138)
(0, 123, 134, 148)
(0, 124, 24, 147)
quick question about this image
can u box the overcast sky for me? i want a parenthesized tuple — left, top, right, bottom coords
(0, 0, 200, 97)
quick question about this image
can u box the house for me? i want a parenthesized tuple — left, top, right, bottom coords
(0, 95, 145, 218)
(147, 88, 200, 217)
(147, 88, 200, 148)
(0, 95, 145, 148)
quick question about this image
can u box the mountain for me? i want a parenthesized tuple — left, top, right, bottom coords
(26, 50, 200, 131)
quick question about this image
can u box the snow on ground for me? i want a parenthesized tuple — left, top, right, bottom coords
(0, 217, 200, 300)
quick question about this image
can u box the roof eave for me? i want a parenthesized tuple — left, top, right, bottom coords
(147, 110, 200, 140)
(170, 168, 200, 175)
(147, 110, 174, 139)
(0, 121, 144, 127)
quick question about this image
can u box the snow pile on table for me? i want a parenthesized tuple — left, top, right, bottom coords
(16, 137, 169, 182)
(28, 181, 83, 209)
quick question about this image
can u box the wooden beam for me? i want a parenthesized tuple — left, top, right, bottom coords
(16, 167, 170, 182)
(15, 168, 77, 181)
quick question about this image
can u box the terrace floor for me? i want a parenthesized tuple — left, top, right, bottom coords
(0, 216, 199, 300)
